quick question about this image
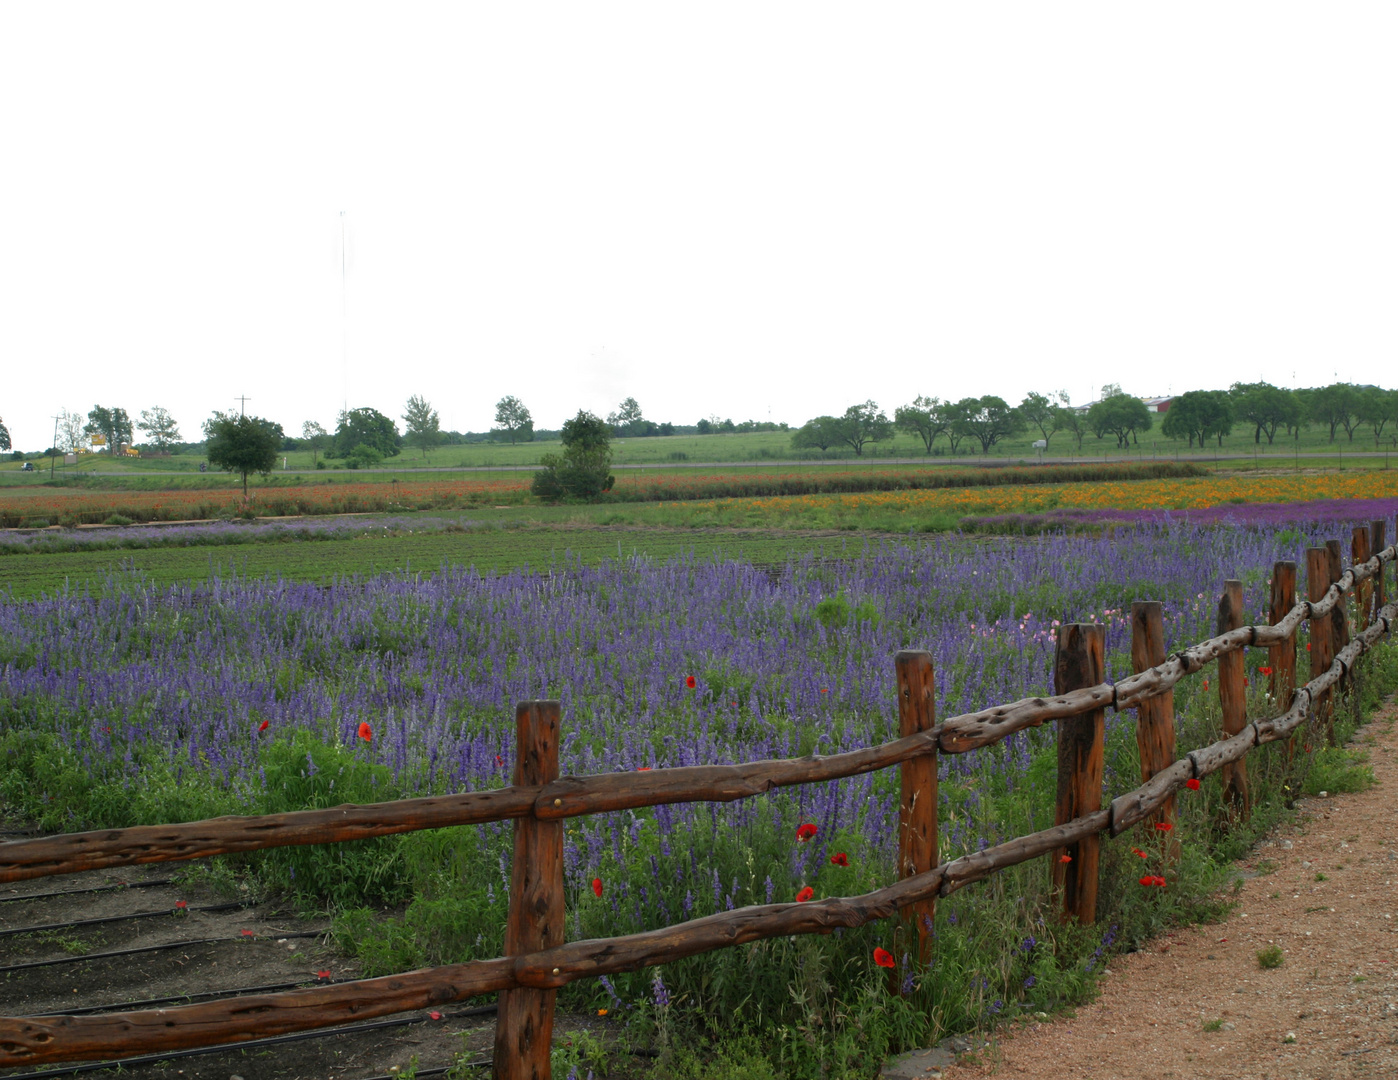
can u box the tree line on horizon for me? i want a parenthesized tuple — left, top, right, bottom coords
(790, 381, 1398, 457)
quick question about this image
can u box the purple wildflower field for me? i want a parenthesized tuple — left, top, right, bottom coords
(2, 514, 1392, 1041)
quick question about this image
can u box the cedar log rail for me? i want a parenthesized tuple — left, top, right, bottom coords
(1, 527, 1394, 1079)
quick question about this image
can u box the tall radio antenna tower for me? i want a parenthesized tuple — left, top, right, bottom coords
(340, 210, 349, 414)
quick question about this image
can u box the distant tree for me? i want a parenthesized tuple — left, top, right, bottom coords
(607, 397, 648, 437)
(1056, 406, 1088, 451)
(1229, 382, 1300, 444)
(493, 395, 534, 444)
(790, 416, 845, 452)
(695, 418, 714, 435)
(951, 396, 1024, 453)
(531, 410, 615, 500)
(0, 415, 9, 452)
(1308, 383, 1361, 442)
(1017, 391, 1068, 448)
(57, 409, 85, 453)
(203, 411, 283, 497)
(1357, 387, 1398, 445)
(401, 394, 441, 458)
(1160, 390, 1232, 448)
(834, 401, 893, 456)
(137, 406, 181, 450)
(1087, 395, 1153, 448)
(300, 420, 329, 466)
(894, 396, 953, 454)
(332, 407, 400, 459)
(84, 406, 133, 454)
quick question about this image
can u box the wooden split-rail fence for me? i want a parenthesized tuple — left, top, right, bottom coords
(1, 521, 1395, 1079)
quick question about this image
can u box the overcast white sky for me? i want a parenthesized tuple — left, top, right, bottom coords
(2, 3, 1395, 450)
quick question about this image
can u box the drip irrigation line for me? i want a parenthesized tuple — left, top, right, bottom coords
(0, 899, 256, 939)
(0, 879, 174, 905)
(0, 930, 323, 974)
(0, 1005, 499, 1080)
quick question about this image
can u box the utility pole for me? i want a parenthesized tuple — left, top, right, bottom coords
(49, 413, 60, 479)
(235, 395, 251, 417)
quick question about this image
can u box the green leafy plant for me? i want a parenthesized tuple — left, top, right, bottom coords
(1257, 945, 1284, 970)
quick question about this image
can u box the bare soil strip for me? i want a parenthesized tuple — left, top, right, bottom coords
(953, 699, 1398, 1080)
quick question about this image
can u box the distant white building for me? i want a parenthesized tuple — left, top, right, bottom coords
(1071, 395, 1174, 415)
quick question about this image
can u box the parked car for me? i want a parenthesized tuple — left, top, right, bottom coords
(18, 462, 35, 471)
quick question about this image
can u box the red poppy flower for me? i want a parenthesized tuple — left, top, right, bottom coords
(175, 900, 188, 910)
(1306, 643, 1311, 651)
(1140, 875, 1153, 887)
(820, 688, 829, 693)
(830, 852, 849, 867)
(429, 1011, 442, 1020)
(258, 720, 269, 733)
(1203, 679, 1210, 691)
(1154, 822, 1173, 832)
(637, 767, 651, 772)
(685, 675, 697, 689)
(1243, 678, 1249, 687)
(317, 970, 332, 980)
(1131, 848, 1147, 859)
(1059, 854, 1072, 863)
(592, 877, 603, 898)
(1185, 778, 1201, 791)
(1259, 666, 1273, 676)
(796, 823, 818, 842)
(1153, 875, 1167, 887)
(796, 886, 815, 903)
(241, 929, 254, 937)
(873, 947, 896, 969)
(358, 722, 372, 743)
(495, 754, 503, 767)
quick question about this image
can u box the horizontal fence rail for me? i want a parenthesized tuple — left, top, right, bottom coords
(3, 546, 1391, 887)
(0, 529, 1394, 1076)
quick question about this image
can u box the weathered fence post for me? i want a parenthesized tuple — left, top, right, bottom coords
(494, 701, 564, 1080)
(1216, 581, 1250, 815)
(1353, 526, 1373, 627)
(1306, 548, 1335, 747)
(1130, 602, 1176, 856)
(894, 650, 937, 967)
(1268, 561, 1298, 707)
(1372, 520, 1388, 622)
(1052, 624, 1104, 925)
(1325, 539, 1353, 720)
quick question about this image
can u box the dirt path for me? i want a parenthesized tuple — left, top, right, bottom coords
(953, 700, 1398, 1080)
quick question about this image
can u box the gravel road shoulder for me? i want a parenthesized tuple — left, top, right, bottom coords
(952, 699, 1398, 1080)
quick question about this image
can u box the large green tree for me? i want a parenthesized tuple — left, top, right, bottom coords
(1308, 383, 1360, 442)
(1086, 395, 1152, 448)
(300, 420, 329, 466)
(204, 411, 283, 497)
(1017, 391, 1069, 449)
(137, 406, 182, 450)
(0, 415, 10, 452)
(1356, 386, 1398, 445)
(493, 396, 534, 443)
(834, 401, 893, 456)
(954, 395, 1025, 453)
(332, 407, 400, 459)
(401, 394, 441, 458)
(84, 406, 133, 453)
(1160, 390, 1233, 448)
(1229, 382, 1300, 444)
(790, 415, 846, 452)
(894, 396, 953, 454)
(531, 410, 615, 500)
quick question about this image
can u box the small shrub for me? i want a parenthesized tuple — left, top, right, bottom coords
(813, 590, 851, 628)
(1202, 1018, 1224, 1032)
(103, 514, 133, 526)
(21, 518, 51, 529)
(1257, 945, 1284, 970)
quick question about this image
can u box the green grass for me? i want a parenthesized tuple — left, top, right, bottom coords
(0, 526, 862, 598)
(1256, 945, 1285, 969)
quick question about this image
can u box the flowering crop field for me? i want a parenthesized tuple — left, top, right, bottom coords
(0, 461, 1198, 526)
(640, 470, 1398, 532)
(1, 520, 1394, 1073)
